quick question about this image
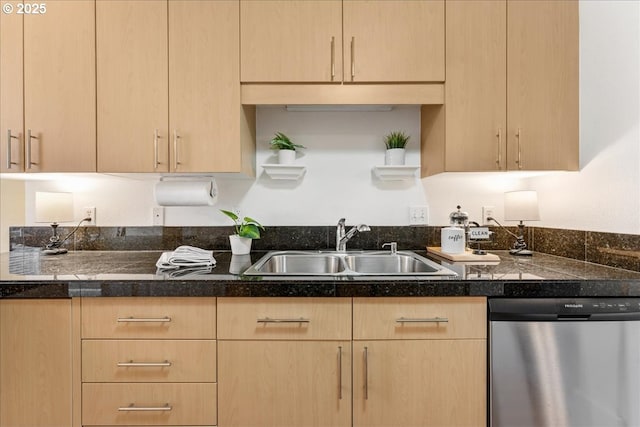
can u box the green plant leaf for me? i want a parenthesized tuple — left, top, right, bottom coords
(220, 209, 239, 222)
(239, 223, 261, 239)
(243, 216, 264, 229)
(270, 132, 306, 151)
(384, 131, 410, 149)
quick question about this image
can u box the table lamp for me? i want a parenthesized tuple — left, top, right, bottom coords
(35, 191, 74, 255)
(504, 190, 540, 256)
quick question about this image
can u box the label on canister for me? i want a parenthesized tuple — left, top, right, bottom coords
(441, 227, 465, 254)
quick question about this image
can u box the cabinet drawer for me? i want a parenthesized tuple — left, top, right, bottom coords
(82, 340, 216, 383)
(82, 383, 216, 426)
(218, 297, 351, 340)
(353, 297, 486, 339)
(82, 297, 215, 339)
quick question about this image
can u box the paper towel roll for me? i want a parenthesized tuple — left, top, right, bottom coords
(441, 226, 465, 254)
(155, 180, 218, 206)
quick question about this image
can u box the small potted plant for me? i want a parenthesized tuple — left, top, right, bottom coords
(220, 209, 265, 255)
(270, 132, 305, 165)
(384, 131, 410, 165)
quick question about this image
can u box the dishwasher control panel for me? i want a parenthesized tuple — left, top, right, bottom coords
(489, 298, 640, 321)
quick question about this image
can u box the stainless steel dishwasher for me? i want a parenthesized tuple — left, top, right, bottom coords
(489, 298, 640, 427)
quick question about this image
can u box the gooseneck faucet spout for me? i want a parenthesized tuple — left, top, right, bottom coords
(336, 218, 371, 251)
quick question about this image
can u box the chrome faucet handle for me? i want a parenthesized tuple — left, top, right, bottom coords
(382, 242, 397, 254)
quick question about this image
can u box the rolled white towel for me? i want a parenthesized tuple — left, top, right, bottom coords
(156, 246, 216, 271)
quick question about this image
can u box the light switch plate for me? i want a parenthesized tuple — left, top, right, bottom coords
(409, 205, 429, 225)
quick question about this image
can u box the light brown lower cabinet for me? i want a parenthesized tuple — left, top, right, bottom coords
(0, 299, 74, 427)
(80, 296, 217, 427)
(353, 340, 486, 427)
(82, 382, 217, 426)
(217, 296, 487, 427)
(352, 297, 487, 427)
(218, 340, 351, 427)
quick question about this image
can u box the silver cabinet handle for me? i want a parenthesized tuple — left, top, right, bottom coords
(330, 36, 335, 81)
(118, 403, 172, 412)
(364, 346, 368, 400)
(338, 346, 343, 400)
(172, 130, 181, 171)
(515, 128, 522, 169)
(350, 36, 355, 81)
(256, 317, 310, 323)
(396, 317, 449, 323)
(153, 129, 161, 169)
(6, 129, 18, 169)
(27, 129, 37, 169)
(117, 316, 172, 323)
(496, 128, 502, 170)
(117, 360, 172, 367)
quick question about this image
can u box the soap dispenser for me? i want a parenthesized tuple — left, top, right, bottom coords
(441, 205, 468, 254)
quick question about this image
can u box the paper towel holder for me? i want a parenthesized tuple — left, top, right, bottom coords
(155, 176, 218, 206)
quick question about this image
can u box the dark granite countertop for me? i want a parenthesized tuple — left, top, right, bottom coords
(1, 249, 640, 298)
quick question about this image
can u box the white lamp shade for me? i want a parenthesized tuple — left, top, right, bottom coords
(35, 192, 74, 223)
(504, 190, 540, 221)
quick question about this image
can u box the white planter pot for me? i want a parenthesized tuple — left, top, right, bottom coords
(278, 149, 296, 165)
(229, 235, 252, 255)
(385, 148, 406, 165)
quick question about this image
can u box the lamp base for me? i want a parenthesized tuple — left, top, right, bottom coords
(43, 247, 68, 255)
(509, 248, 533, 256)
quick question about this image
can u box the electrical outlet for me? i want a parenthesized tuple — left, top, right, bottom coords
(83, 207, 96, 225)
(153, 207, 164, 226)
(482, 206, 495, 225)
(409, 205, 429, 225)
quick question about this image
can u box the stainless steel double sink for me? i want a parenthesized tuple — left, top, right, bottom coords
(242, 250, 457, 277)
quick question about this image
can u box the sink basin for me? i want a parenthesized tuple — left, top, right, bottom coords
(252, 254, 345, 274)
(242, 250, 456, 277)
(343, 254, 440, 274)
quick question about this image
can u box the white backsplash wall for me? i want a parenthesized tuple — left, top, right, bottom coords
(8, 0, 639, 236)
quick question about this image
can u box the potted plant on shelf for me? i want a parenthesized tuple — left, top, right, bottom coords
(270, 132, 305, 165)
(384, 131, 410, 165)
(220, 209, 265, 255)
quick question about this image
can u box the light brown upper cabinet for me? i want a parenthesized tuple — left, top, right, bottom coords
(424, 0, 578, 175)
(240, 0, 444, 83)
(96, 0, 169, 173)
(506, 0, 578, 171)
(0, 0, 96, 173)
(343, 0, 444, 83)
(98, 0, 255, 174)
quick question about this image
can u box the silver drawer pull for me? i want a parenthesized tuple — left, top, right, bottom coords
(257, 317, 310, 324)
(117, 316, 172, 323)
(117, 360, 172, 367)
(396, 317, 449, 323)
(118, 403, 172, 412)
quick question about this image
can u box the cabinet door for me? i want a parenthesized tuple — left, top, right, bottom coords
(0, 11, 23, 173)
(219, 340, 351, 427)
(353, 340, 486, 427)
(0, 299, 73, 427)
(97, 0, 169, 172)
(343, 0, 444, 83)
(23, 0, 96, 172)
(240, 0, 342, 83)
(507, 0, 578, 170)
(445, 0, 507, 171)
(169, 0, 243, 172)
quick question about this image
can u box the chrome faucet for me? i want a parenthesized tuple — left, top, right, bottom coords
(336, 218, 371, 252)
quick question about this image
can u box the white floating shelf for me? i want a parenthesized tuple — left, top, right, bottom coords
(373, 165, 420, 181)
(261, 164, 307, 180)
